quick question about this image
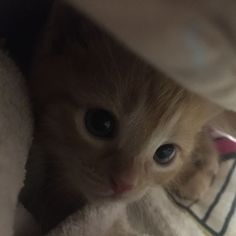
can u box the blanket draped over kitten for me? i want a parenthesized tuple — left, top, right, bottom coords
(68, 0, 236, 112)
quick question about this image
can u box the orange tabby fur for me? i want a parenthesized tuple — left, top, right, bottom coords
(20, 1, 221, 234)
(167, 131, 219, 203)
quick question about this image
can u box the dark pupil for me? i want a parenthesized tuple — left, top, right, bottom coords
(154, 144, 175, 164)
(85, 109, 115, 138)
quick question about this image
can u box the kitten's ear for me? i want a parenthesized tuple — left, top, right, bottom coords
(42, 0, 102, 55)
(188, 97, 223, 131)
(201, 102, 223, 129)
(208, 110, 236, 137)
(42, 1, 87, 54)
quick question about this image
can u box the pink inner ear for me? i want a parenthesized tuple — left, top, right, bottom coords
(207, 127, 236, 155)
(214, 137, 236, 155)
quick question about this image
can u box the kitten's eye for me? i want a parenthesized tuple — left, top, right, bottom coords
(85, 109, 116, 138)
(153, 144, 176, 165)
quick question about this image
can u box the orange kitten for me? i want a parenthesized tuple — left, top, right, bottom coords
(20, 1, 220, 234)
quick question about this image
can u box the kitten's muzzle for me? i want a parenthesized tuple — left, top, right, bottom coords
(111, 177, 133, 195)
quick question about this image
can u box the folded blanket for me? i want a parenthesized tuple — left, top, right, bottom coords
(68, 0, 236, 112)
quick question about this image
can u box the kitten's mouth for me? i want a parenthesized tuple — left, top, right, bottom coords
(110, 177, 133, 195)
(89, 183, 132, 199)
(85, 182, 146, 203)
(106, 181, 146, 202)
(82, 174, 143, 201)
(85, 181, 134, 201)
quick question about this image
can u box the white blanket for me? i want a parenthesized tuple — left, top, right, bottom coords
(0, 50, 32, 236)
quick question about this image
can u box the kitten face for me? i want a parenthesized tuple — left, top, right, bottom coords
(31, 4, 219, 203)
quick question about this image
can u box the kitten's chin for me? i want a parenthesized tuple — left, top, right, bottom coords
(111, 189, 148, 203)
(83, 186, 148, 204)
(75, 176, 149, 204)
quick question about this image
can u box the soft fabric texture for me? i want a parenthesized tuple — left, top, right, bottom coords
(0, 50, 32, 236)
(14, 204, 41, 236)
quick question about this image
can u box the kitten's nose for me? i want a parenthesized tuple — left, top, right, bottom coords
(111, 178, 133, 194)
(110, 170, 136, 194)
(110, 155, 137, 194)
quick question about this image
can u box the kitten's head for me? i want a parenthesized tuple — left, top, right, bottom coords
(32, 2, 220, 203)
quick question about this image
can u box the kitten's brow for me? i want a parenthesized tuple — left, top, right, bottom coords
(103, 37, 123, 81)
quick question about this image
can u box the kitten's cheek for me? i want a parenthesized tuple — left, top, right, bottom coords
(144, 160, 151, 174)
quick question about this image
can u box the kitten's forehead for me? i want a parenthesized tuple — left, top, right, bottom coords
(69, 37, 187, 116)
(71, 45, 197, 148)
(67, 42, 199, 154)
(67, 37, 198, 135)
(40, 9, 189, 120)
(39, 9, 213, 143)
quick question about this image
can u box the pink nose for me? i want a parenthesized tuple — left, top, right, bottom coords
(111, 178, 133, 194)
